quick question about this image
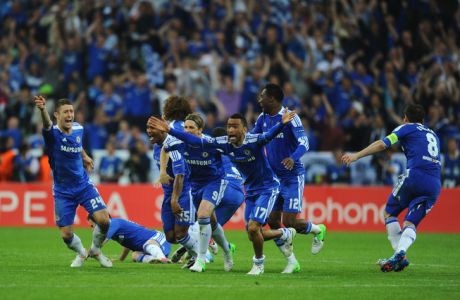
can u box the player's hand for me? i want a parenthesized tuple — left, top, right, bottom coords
(281, 108, 296, 124)
(147, 117, 170, 133)
(34, 95, 46, 110)
(171, 201, 183, 216)
(83, 155, 94, 172)
(341, 153, 358, 166)
(159, 171, 173, 184)
(281, 157, 295, 170)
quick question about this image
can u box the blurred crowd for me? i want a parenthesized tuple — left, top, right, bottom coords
(0, 0, 459, 186)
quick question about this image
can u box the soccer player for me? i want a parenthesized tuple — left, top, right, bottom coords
(254, 83, 326, 273)
(342, 104, 441, 272)
(167, 113, 235, 273)
(211, 127, 245, 227)
(146, 96, 200, 265)
(148, 110, 297, 275)
(34, 96, 112, 268)
(87, 215, 171, 264)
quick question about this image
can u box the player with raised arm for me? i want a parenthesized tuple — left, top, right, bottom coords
(342, 104, 441, 272)
(254, 83, 326, 273)
(146, 96, 199, 267)
(87, 215, 171, 264)
(165, 113, 235, 273)
(34, 96, 112, 268)
(211, 127, 245, 227)
(148, 110, 297, 275)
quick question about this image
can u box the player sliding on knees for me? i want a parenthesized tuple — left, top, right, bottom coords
(342, 104, 442, 272)
(254, 84, 326, 273)
(34, 96, 112, 268)
(148, 109, 298, 275)
(87, 215, 172, 264)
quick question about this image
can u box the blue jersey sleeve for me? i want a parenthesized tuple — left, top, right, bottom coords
(42, 127, 55, 146)
(169, 149, 186, 176)
(289, 115, 309, 161)
(382, 124, 412, 147)
(106, 219, 120, 240)
(169, 128, 228, 152)
(257, 122, 285, 145)
(252, 114, 263, 134)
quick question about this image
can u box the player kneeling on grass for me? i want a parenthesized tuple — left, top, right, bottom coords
(342, 104, 441, 272)
(88, 215, 172, 264)
(34, 95, 112, 268)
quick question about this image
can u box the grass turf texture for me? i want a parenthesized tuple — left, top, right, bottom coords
(0, 228, 459, 300)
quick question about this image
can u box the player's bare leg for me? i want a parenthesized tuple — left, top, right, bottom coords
(247, 220, 265, 275)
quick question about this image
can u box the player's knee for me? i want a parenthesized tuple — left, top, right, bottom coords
(247, 222, 260, 237)
(59, 227, 73, 240)
(97, 219, 110, 233)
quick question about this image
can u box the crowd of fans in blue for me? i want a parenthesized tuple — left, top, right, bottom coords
(0, 0, 459, 186)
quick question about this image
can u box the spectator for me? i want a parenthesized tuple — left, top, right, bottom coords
(442, 138, 460, 187)
(98, 142, 123, 184)
(125, 140, 151, 183)
(12, 142, 39, 182)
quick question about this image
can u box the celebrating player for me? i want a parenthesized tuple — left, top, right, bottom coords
(254, 83, 326, 273)
(148, 110, 297, 275)
(146, 96, 200, 265)
(87, 215, 171, 264)
(163, 113, 235, 273)
(34, 96, 112, 268)
(342, 104, 441, 272)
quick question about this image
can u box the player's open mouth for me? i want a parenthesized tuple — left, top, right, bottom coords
(228, 135, 237, 143)
(65, 119, 72, 125)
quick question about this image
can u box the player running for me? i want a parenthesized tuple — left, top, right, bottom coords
(342, 104, 441, 272)
(34, 96, 112, 268)
(147, 96, 199, 264)
(148, 110, 297, 275)
(254, 83, 326, 273)
(161, 113, 235, 273)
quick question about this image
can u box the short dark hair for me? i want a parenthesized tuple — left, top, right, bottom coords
(228, 113, 247, 128)
(163, 95, 192, 121)
(55, 99, 73, 112)
(212, 127, 226, 137)
(263, 83, 284, 103)
(185, 113, 205, 129)
(404, 104, 425, 123)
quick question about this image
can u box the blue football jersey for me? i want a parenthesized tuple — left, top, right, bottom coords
(383, 123, 441, 177)
(221, 154, 244, 187)
(253, 110, 308, 178)
(106, 218, 169, 252)
(181, 134, 225, 184)
(153, 121, 190, 193)
(168, 122, 287, 196)
(42, 122, 89, 188)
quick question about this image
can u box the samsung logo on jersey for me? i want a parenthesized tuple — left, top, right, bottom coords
(60, 145, 83, 153)
(185, 159, 212, 166)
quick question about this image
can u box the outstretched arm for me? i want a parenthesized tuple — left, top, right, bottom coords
(341, 140, 387, 166)
(259, 109, 296, 145)
(34, 95, 52, 130)
(119, 247, 130, 262)
(147, 117, 224, 150)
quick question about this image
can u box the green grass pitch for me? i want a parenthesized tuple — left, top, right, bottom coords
(0, 228, 459, 300)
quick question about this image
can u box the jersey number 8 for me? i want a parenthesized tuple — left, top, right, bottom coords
(426, 133, 439, 157)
